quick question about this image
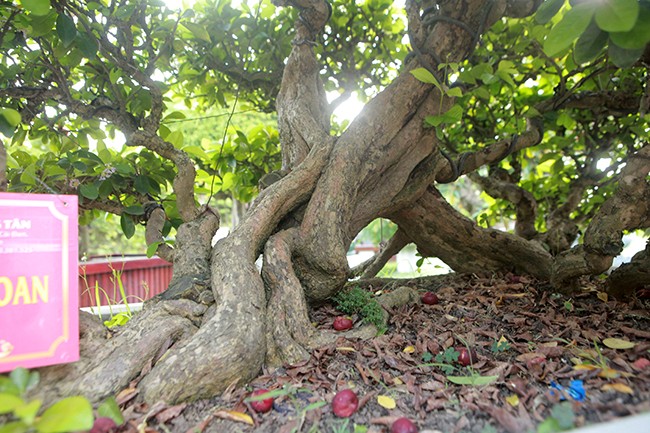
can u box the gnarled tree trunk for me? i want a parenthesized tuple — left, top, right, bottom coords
(32, 0, 563, 405)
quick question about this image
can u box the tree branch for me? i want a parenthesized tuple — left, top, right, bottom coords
(551, 144, 650, 288)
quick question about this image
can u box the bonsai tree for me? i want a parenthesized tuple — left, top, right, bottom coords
(0, 0, 648, 404)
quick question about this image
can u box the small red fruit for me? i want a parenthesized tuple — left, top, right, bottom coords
(391, 417, 418, 433)
(332, 389, 359, 417)
(89, 417, 117, 433)
(633, 358, 650, 370)
(457, 347, 477, 366)
(249, 389, 274, 413)
(333, 316, 353, 331)
(421, 292, 439, 305)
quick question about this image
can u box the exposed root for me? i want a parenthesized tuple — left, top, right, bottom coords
(30, 306, 199, 404)
(263, 229, 317, 366)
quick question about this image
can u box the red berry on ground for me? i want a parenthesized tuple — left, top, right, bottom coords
(249, 389, 274, 413)
(391, 417, 418, 433)
(633, 358, 650, 370)
(333, 316, 353, 331)
(457, 347, 477, 366)
(421, 292, 439, 305)
(89, 417, 117, 433)
(332, 389, 359, 417)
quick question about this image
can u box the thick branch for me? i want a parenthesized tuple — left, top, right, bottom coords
(275, 0, 331, 168)
(129, 132, 198, 222)
(390, 186, 553, 280)
(435, 120, 543, 182)
(608, 241, 650, 298)
(551, 145, 650, 288)
(349, 229, 411, 279)
(469, 172, 538, 239)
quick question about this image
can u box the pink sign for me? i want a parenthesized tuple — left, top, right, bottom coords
(0, 192, 79, 372)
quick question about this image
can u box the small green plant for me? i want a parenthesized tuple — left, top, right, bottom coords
(0, 368, 95, 433)
(334, 287, 387, 333)
(537, 402, 575, 433)
(81, 266, 144, 329)
(491, 336, 511, 354)
(435, 347, 460, 374)
(563, 299, 574, 312)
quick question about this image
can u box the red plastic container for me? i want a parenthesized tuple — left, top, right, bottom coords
(78, 255, 172, 308)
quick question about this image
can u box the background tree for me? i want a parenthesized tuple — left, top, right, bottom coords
(1, 0, 649, 404)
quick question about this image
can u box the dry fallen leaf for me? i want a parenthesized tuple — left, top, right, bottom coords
(601, 383, 634, 394)
(403, 346, 415, 354)
(505, 394, 520, 407)
(597, 292, 608, 302)
(377, 395, 396, 409)
(213, 410, 254, 425)
(602, 338, 636, 350)
(336, 346, 356, 352)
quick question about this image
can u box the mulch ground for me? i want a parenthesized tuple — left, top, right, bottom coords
(115, 273, 650, 433)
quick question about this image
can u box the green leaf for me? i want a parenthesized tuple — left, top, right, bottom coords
(33, 396, 94, 433)
(544, 4, 595, 57)
(75, 33, 98, 58)
(134, 175, 150, 194)
(609, 6, 650, 49)
(535, 0, 564, 24)
(608, 42, 644, 68)
(0, 108, 21, 127)
(550, 402, 575, 429)
(574, 20, 608, 64)
(0, 378, 20, 396)
(9, 369, 30, 394)
(410, 67, 442, 89)
(446, 87, 463, 97)
(181, 22, 212, 42)
(123, 205, 144, 215)
(0, 394, 25, 414)
(14, 399, 42, 425)
(120, 214, 136, 239)
(79, 183, 99, 199)
(595, 0, 639, 32)
(446, 375, 498, 386)
(56, 14, 77, 47)
(20, 164, 37, 185)
(537, 417, 561, 433)
(146, 242, 161, 258)
(0, 421, 29, 433)
(22, 0, 51, 16)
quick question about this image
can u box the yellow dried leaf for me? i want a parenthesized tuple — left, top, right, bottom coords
(505, 394, 519, 407)
(393, 377, 403, 385)
(498, 336, 508, 345)
(602, 338, 635, 350)
(598, 367, 622, 379)
(597, 292, 608, 302)
(377, 395, 396, 409)
(573, 363, 599, 371)
(403, 346, 415, 354)
(336, 347, 356, 352)
(213, 410, 254, 425)
(601, 383, 633, 394)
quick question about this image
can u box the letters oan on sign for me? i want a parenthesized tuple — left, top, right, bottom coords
(0, 193, 79, 372)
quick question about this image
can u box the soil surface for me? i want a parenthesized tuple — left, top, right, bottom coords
(113, 273, 650, 433)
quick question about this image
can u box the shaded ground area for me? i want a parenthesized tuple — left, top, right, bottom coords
(114, 274, 650, 433)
